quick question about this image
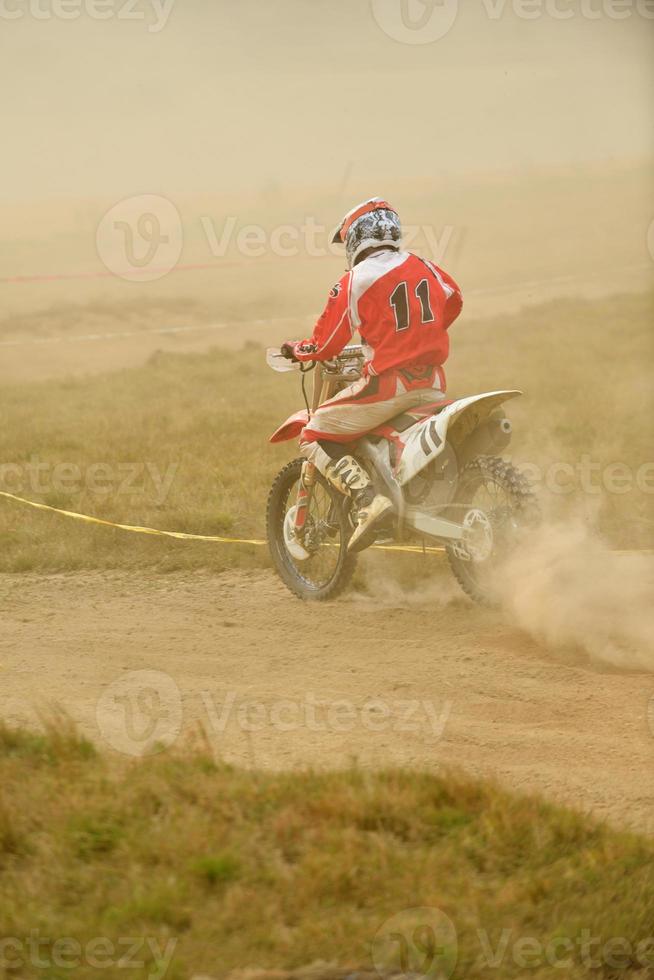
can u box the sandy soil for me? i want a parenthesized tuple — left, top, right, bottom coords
(1, 567, 653, 835)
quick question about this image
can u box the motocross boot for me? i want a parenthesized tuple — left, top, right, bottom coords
(325, 455, 393, 553)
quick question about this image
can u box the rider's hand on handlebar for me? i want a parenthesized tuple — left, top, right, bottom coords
(280, 342, 299, 362)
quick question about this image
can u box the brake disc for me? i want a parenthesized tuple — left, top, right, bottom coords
(451, 508, 494, 562)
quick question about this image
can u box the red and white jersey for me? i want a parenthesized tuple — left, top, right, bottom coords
(293, 250, 462, 379)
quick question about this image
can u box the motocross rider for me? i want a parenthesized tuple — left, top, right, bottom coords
(282, 197, 462, 553)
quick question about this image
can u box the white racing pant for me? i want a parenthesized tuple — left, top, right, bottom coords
(299, 365, 444, 477)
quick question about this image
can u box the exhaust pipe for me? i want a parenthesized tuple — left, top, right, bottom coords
(462, 415, 513, 461)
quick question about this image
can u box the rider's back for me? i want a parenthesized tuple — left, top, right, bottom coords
(347, 250, 462, 377)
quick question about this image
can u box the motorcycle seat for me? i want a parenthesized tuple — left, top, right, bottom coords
(386, 399, 452, 433)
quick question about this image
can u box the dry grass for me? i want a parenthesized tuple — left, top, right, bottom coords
(0, 291, 652, 574)
(0, 721, 652, 979)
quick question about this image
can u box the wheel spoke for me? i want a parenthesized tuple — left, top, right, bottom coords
(446, 457, 538, 603)
(283, 477, 343, 589)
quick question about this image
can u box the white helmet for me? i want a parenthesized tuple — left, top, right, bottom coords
(332, 197, 402, 269)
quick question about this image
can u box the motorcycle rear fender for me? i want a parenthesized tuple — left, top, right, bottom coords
(395, 390, 522, 486)
(269, 409, 309, 444)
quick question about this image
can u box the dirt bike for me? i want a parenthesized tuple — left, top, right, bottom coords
(266, 345, 538, 602)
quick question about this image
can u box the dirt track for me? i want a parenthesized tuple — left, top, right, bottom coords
(2, 567, 653, 835)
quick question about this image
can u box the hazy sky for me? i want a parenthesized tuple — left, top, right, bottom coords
(2, 0, 653, 200)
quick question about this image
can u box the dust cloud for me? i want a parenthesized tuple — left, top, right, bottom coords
(354, 516, 654, 671)
(2, 2, 653, 199)
(501, 520, 654, 671)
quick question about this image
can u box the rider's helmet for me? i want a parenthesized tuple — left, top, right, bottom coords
(332, 197, 402, 270)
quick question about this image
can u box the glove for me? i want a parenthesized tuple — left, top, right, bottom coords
(280, 342, 299, 362)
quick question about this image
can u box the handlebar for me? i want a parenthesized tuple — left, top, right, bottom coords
(336, 345, 364, 356)
(266, 344, 365, 382)
(322, 345, 364, 380)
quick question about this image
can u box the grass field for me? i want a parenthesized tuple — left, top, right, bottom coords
(0, 720, 653, 979)
(0, 291, 652, 574)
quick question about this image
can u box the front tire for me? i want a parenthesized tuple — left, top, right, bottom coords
(266, 458, 357, 601)
(446, 455, 539, 604)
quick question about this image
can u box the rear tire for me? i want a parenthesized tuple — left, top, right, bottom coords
(266, 458, 357, 601)
(446, 455, 539, 604)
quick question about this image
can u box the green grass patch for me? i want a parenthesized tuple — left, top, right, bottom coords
(190, 853, 241, 887)
(0, 723, 652, 977)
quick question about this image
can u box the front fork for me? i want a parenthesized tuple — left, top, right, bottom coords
(293, 460, 317, 535)
(292, 366, 336, 537)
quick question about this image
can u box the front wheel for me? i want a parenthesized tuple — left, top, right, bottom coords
(446, 455, 540, 604)
(266, 458, 357, 600)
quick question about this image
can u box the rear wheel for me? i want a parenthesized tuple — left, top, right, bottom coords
(266, 458, 357, 601)
(446, 455, 539, 604)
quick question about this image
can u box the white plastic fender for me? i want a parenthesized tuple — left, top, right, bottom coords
(394, 390, 522, 486)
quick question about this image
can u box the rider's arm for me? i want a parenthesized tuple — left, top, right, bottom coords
(439, 267, 463, 329)
(292, 274, 353, 362)
(419, 258, 463, 330)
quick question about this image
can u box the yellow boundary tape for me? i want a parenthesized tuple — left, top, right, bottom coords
(0, 490, 445, 556)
